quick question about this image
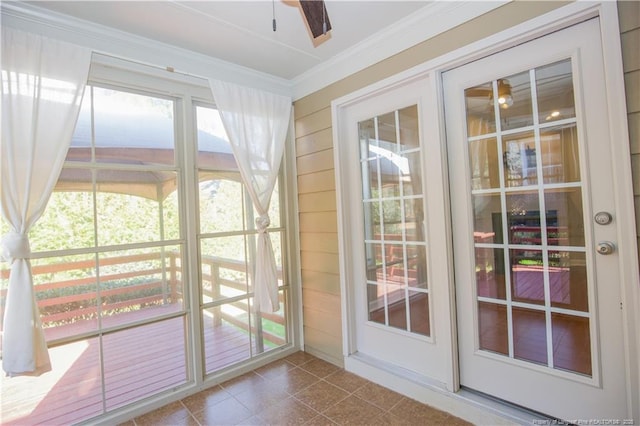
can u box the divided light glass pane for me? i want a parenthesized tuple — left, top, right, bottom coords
(97, 245, 184, 326)
(204, 304, 251, 373)
(95, 170, 177, 246)
(364, 242, 383, 283)
(382, 199, 402, 239)
(387, 284, 408, 331)
(536, 59, 575, 124)
(498, 71, 533, 131)
(469, 138, 499, 190)
(406, 244, 428, 289)
(465, 82, 496, 136)
(513, 307, 548, 366)
(473, 193, 503, 244)
(540, 125, 581, 184)
(31, 175, 96, 250)
(199, 177, 244, 234)
(398, 105, 419, 151)
(200, 236, 248, 304)
(478, 302, 508, 355)
(251, 291, 287, 355)
(367, 158, 381, 199)
(510, 248, 545, 306)
(196, 106, 234, 168)
(93, 87, 175, 166)
(31, 254, 98, 341)
(552, 313, 591, 376)
(408, 291, 430, 337)
(358, 118, 377, 160)
(506, 190, 542, 245)
(363, 201, 381, 241)
(549, 251, 588, 312)
(545, 187, 585, 247)
(367, 283, 386, 326)
(103, 317, 187, 410)
(502, 131, 537, 187)
(384, 242, 405, 285)
(402, 151, 423, 196)
(403, 198, 424, 242)
(379, 157, 401, 199)
(377, 112, 397, 152)
(475, 247, 506, 300)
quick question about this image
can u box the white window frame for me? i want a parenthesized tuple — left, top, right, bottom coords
(1, 53, 302, 425)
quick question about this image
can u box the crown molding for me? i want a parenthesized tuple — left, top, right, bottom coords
(0, 1, 293, 97)
(291, 0, 509, 100)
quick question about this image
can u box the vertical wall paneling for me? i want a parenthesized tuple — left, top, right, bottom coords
(618, 0, 640, 263)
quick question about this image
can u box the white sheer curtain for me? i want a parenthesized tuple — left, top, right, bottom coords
(209, 80, 291, 313)
(1, 27, 91, 376)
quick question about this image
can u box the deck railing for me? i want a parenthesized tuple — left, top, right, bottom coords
(0, 252, 285, 346)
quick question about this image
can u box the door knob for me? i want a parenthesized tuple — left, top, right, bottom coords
(596, 241, 616, 255)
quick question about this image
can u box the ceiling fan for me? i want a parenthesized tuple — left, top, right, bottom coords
(299, 0, 332, 39)
(273, 0, 332, 42)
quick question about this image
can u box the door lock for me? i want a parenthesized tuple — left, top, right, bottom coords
(596, 241, 616, 255)
(594, 211, 613, 225)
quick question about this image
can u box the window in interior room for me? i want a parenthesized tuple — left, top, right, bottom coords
(195, 105, 289, 375)
(1, 78, 292, 425)
(1, 84, 187, 424)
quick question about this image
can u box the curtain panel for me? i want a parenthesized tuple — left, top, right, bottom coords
(209, 80, 291, 313)
(1, 27, 91, 376)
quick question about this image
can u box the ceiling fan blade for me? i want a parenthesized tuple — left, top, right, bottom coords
(300, 0, 331, 39)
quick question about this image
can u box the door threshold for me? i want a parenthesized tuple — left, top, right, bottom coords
(345, 352, 553, 425)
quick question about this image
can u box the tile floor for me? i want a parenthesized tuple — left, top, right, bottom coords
(124, 351, 471, 425)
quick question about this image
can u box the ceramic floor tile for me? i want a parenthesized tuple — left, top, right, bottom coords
(294, 380, 349, 413)
(258, 396, 319, 425)
(322, 395, 384, 425)
(304, 414, 337, 425)
(134, 401, 195, 426)
(233, 380, 290, 414)
(443, 414, 474, 425)
(374, 412, 416, 425)
(130, 352, 471, 426)
(388, 397, 450, 425)
(323, 370, 369, 394)
(193, 396, 253, 426)
(283, 351, 318, 366)
(254, 359, 297, 380)
(353, 382, 404, 411)
(181, 384, 231, 414)
(299, 359, 340, 379)
(220, 372, 267, 396)
(271, 367, 320, 395)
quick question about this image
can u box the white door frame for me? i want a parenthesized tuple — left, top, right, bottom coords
(332, 1, 639, 421)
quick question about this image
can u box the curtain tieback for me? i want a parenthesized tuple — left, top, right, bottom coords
(1, 232, 31, 263)
(255, 215, 270, 234)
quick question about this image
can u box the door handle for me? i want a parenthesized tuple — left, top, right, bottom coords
(596, 241, 616, 255)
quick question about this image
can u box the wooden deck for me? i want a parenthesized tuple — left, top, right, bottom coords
(1, 304, 279, 426)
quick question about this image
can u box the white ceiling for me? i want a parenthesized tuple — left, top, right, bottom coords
(23, 1, 432, 81)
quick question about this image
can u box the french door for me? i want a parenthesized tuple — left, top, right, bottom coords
(444, 18, 630, 420)
(337, 76, 453, 385)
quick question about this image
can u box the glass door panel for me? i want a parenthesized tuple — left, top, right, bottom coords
(358, 105, 430, 337)
(465, 59, 591, 376)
